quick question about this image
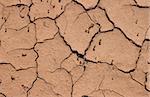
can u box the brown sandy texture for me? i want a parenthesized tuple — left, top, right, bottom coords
(0, 0, 150, 97)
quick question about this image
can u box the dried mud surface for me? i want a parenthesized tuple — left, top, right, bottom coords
(0, 0, 150, 97)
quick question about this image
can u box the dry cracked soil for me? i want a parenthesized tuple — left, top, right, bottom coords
(0, 0, 150, 97)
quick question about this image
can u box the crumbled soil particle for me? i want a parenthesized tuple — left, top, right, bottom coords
(85, 28, 140, 72)
(87, 7, 114, 31)
(3, 5, 30, 30)
(28, 78, 61, 97)
(0, 64, 36, 97)
(99, 0, 150, 46)
(0, 0, 149, 97)
(6, 49, 37, 69)
(0, 23, 36, 52)
(61, 53, 84, 72)
(35, 34, 71, 73)
(34, 18, 58, 42)
(56, 2, 100, 54)
(29, 0, 71, 20)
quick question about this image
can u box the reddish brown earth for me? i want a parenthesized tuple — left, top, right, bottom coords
(0, 0, 150, 97)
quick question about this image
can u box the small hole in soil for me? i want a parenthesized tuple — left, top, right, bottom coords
(27, 27, 29, 32)
(21, 16, 24, 18)
(21, 84, 29, 90)
(79, 61, 82, 64)
(99, 39, 101, 45)
(58, 0, 61, 3)
(61, 6, 63, 10)
(5, 28, 7, 32)
(22, 53, 27, 57)
(4, 19, 6, 22)
(93, 45, 96, 51)
(135, 20, 138, 24)
(0, 79, 2, 84)
(53, 5, 55, 8)
(83, 66, 86, 70)
(11, 76, 15, 80)
(85, 30, 88, 33)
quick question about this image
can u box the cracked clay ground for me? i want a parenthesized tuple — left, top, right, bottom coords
(0, 0, 150, 97)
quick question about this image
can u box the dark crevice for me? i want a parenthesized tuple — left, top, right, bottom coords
(6, 4, 29, 8)
(27, 2, 34, 23)
(133, 0, 150, 8)
(98, 6, 115, 28)
(71, 67, 86, 97)
(0, 93, 7, 97)
(72, 0, 100, 11)
(84, 28, 101, 56)
(0, 1, 148, 96)
(0, 63, 16, 71)
(116, 67, 135, 73)
(0, 8, 10, 31)
(33, 43, 40, 76)
(60, 53, 73, 67)
(55, 17, 115, 66)
(129, 73, 144, 86)
(131, 4, 150, 8)
(38, 77, 63, 96)
(135, 39, 146, 65)
(98, 6, 142, 48)
(115, 27, 141, 48)
(55, 19, 85, 60)
(27, 0, 72, 23)
(16, 67, 36, 71)
(58, 31, 84, 59)
(72, 0, 103, 28)
(26, 76, 38, 97)
(144, 72, 150, 92)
